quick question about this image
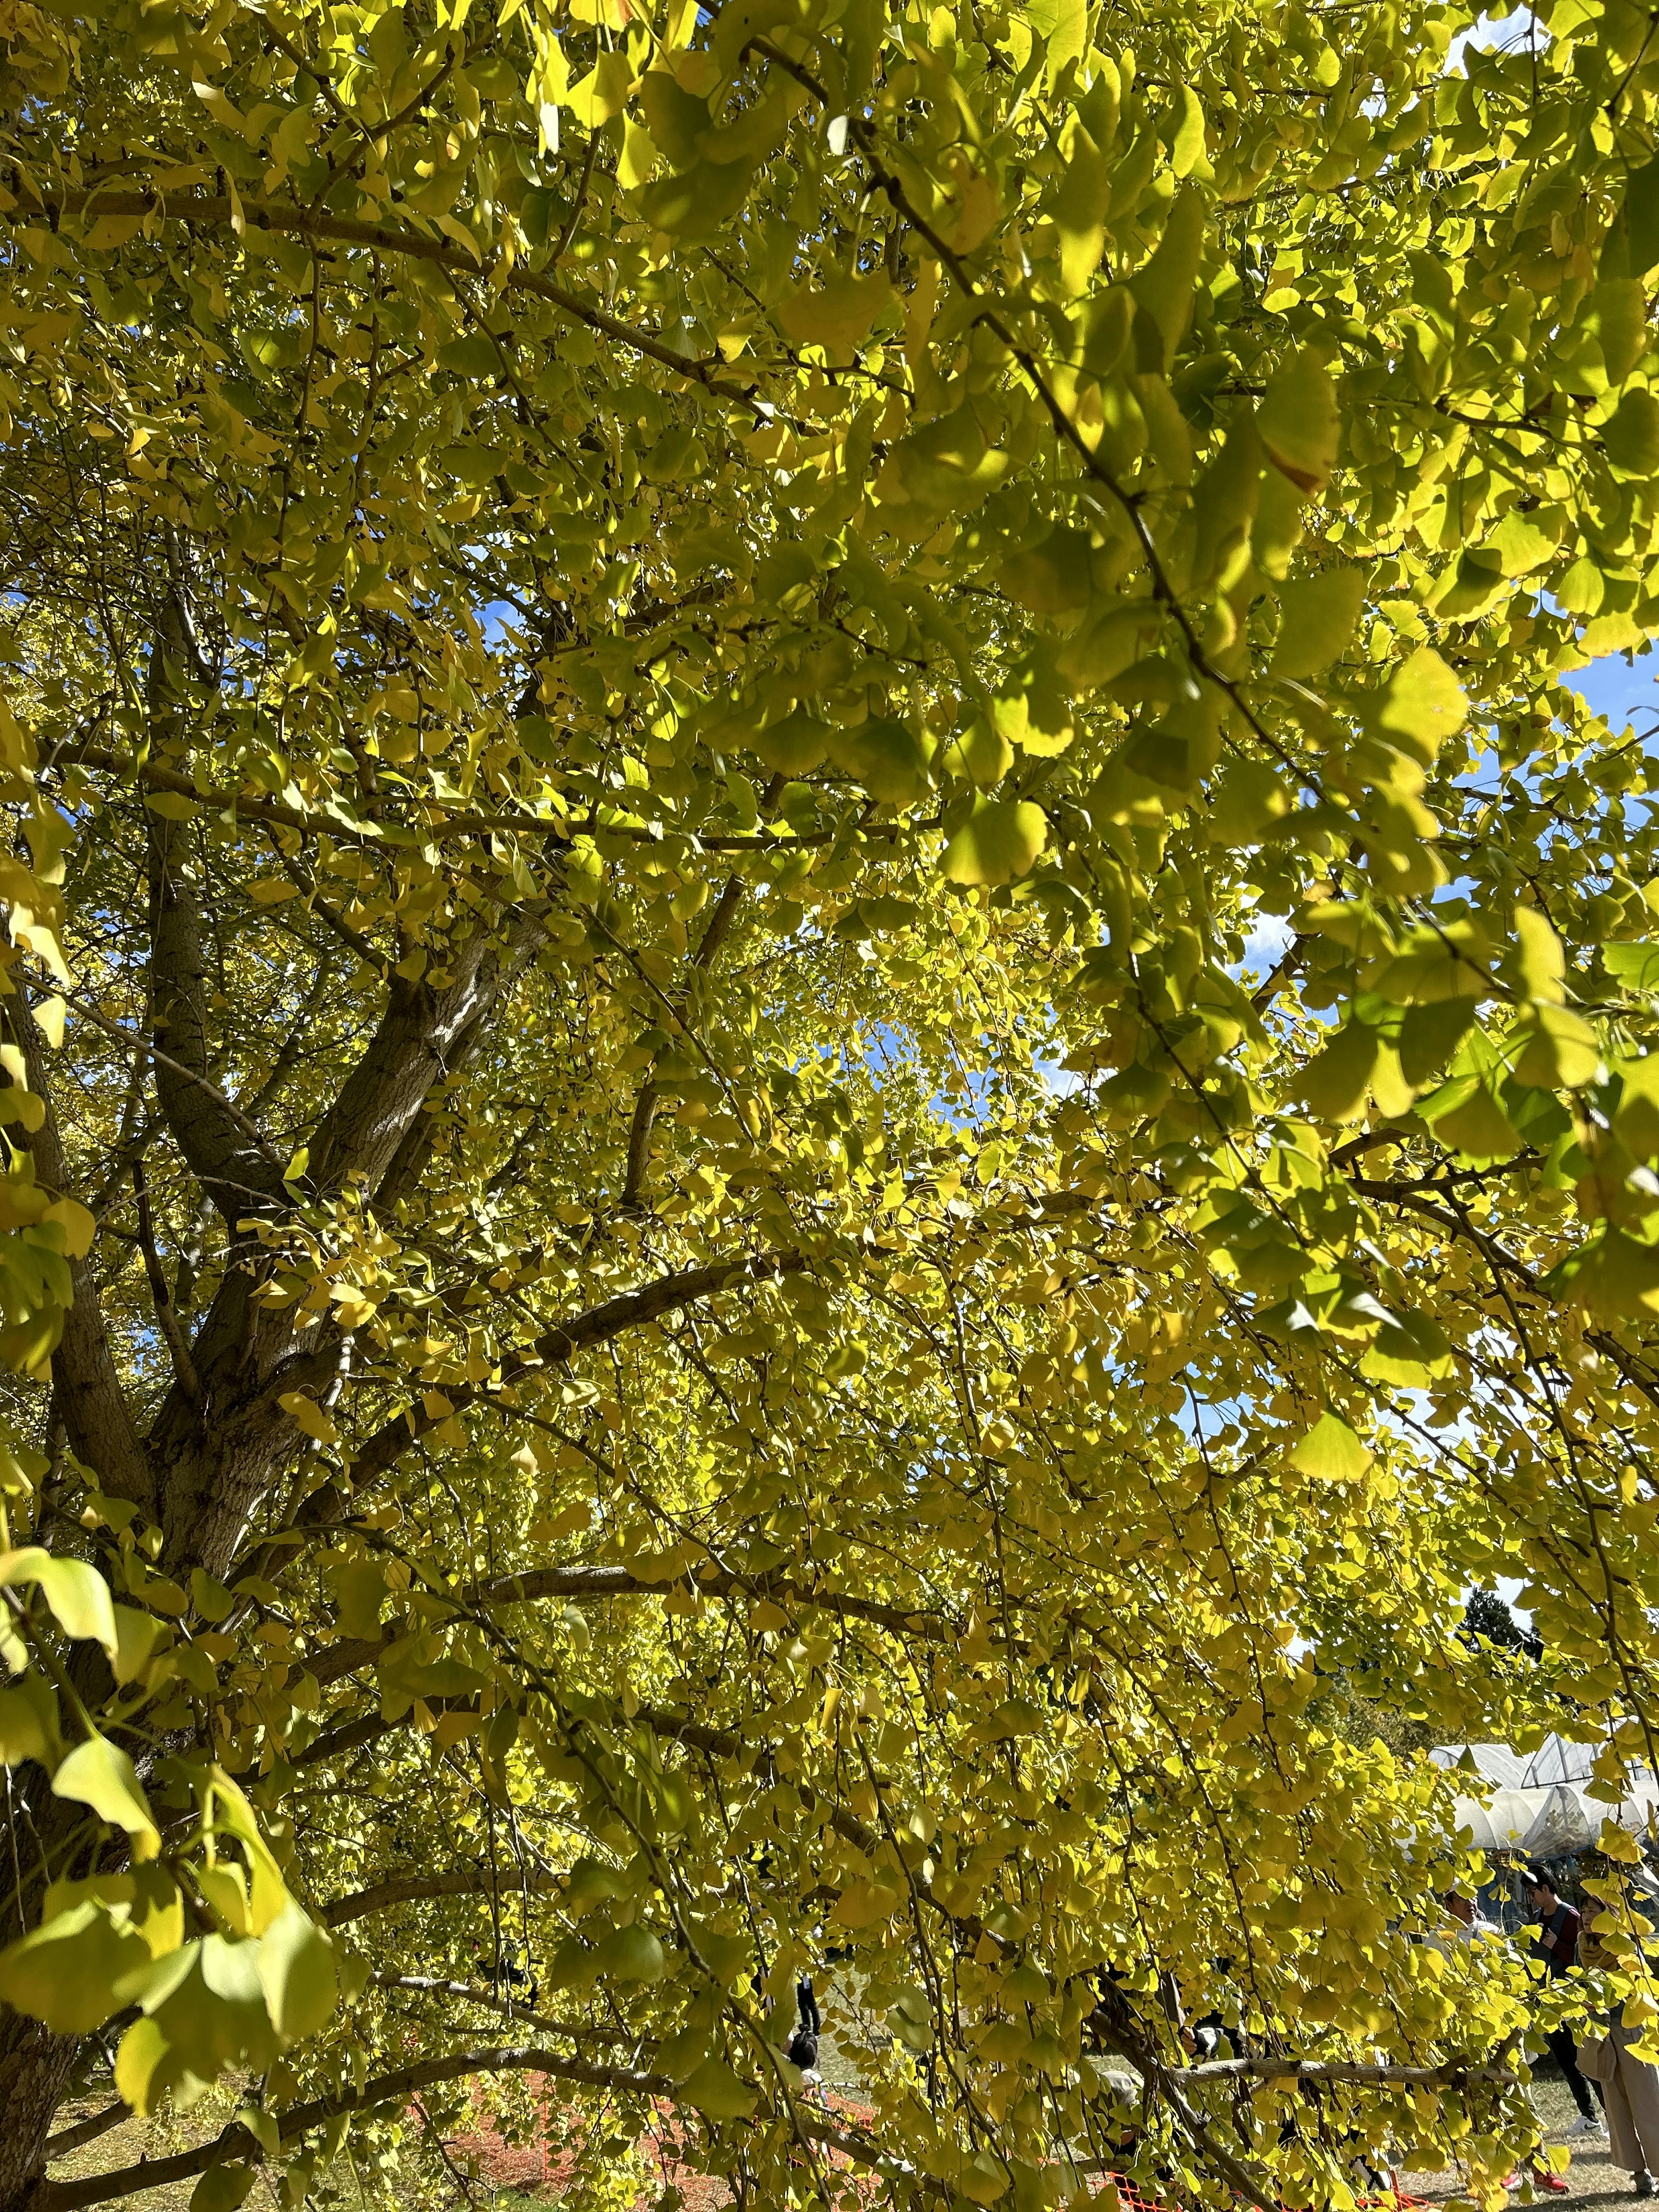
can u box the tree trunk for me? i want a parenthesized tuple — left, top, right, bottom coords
(0, 2011, 79, 2212)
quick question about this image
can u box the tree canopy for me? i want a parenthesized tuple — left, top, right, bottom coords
(3, 0, 1659, 2203)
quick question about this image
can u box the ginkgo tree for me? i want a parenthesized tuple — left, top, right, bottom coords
(2, 0, 1659, 2201)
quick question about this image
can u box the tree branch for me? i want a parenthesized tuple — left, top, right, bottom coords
(23, 191, 750, 398)
(4, 1000, 153, 1509)
(41, 2103, 130, 2161)
(130, 1157, 200, 1404)
(342, 1249, 809, 1493)
(324, 1869, 561, 1927)
(369, 1973, 630, 2045)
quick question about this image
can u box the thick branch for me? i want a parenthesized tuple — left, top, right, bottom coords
(146, 798, 290, 1221)
(131, 1158, 200, 1403)
(1179, 2055, 1521, 2086)
(58, 743, 891, 856)
(324, 1868, 561, 1927)
(4, 1004, 153, 1509)
(310, 1559, 947, 1693)
(345, 1249, 808, 1491)
(369, 1973, 630, 2044)
(22, 190, 752, 398)
(40, 2103, 129, 2160)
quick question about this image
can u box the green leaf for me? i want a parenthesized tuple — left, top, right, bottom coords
(825, 718, 933, 806)
(1603, 389, 1659, 476)
(257, 1900, 338, 2042)
(999, 527, 1094, 616)
(1294, 1022, 1379, 1121)
(591, 1921, 667, 1983)
(1029, 0, 1087, 82)
(1621, 153, 1659, 278)
(940, 801, 1049, 886)
(749, 708, 830, 776)
(1545, 1227, 1659, 1319)
(330, 1560, 388, 1641)
(190, 2165, 258, 2212)
(1605, 942, 1659, 992)
(0, 1670, 60, 1766)
(1255, 351, 1341, 493)
(1397, 1000, 1478, 1089)
(638, 70, 709, 168)
(1488, 509, 1559, 577)
(1421, 1077, 1519, 1161)
(190, 1567, 235, 1624)
(682, 2054, 759, 2120)
(0, 1548, 119, 1661)
(1289, 1412, 1373, 1483)
(1512, 1001, 1601, 1090)
(776, 270, 894, 352)
(1271, 566, 1364, 678)
(635, 159, 751, 241)
(939, 718, 1014, 788)
(0, 1900, 153, 2032)
(1127, 188, 1205, 375)
(53, 1734, 162, 1859)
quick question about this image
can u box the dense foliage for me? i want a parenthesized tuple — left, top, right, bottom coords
(3, 0, 1659, 2203)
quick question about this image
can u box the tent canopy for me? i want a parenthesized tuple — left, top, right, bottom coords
(1431, 1739, 1659, 1859)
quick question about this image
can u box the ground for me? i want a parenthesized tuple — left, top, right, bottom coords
(44, 2060, 1651, 2209)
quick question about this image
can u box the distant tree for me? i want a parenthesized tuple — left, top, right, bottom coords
(1462, 1590, 1544, 1662)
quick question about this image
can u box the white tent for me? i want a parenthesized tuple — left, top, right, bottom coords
(1431, 1738, 1659, 1858)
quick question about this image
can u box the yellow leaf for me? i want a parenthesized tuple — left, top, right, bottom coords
(1512, 1001, 1600, 1090)
(940, 800, 1049, 886)
(0, 1901, 153, 2033)
(277, 1391, 339, 1445)
(114, 2016, 170, 2115)
(568, 50, 634, 127)
(1370, 647, 1466, 764)
(258, 1899, 338, 2042)
(1052, 137, 1109, 298)
(0, 1671, 59, 1765)
(41, 1197, 95, 1258)
(1290, 1412, 1373, 1483)
(247, 878, 301, 906)
(1513, 904, 1567, 1004)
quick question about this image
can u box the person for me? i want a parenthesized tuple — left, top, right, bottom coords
(1524, 1866, 1607, 2137)
(1580, 1885, 1659, 2199)
(785, 1974, 822, 2084)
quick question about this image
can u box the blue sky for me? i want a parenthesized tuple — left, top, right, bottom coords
(1563, 649, 1658, 735)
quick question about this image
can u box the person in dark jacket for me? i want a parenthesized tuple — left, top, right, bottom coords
(1525, 1866, 1607, 2136)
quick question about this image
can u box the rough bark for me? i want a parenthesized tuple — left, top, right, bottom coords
(0, 2022, 80, 2212)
